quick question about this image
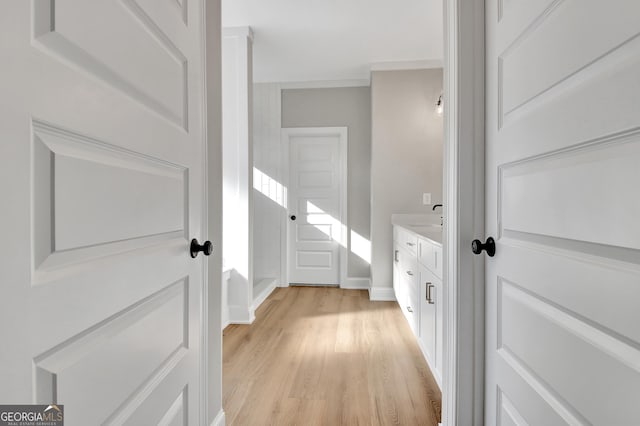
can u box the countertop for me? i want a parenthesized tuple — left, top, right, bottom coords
(391, 214, 443, 246)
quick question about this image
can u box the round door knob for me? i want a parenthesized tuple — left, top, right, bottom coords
(471, 237, 496, 257)
(290, 215, 296, 221)
(190, 238, 213, 258)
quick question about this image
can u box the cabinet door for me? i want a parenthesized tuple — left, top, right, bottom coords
(433, 245, 443, 279)
(434, 276, 443, 379)
(392, 242, 401, 301)
(419, 264, 436, 366)
(406, 271, 420, 335)
(399, 250, 418, 333)
(418, 238, 435, 271)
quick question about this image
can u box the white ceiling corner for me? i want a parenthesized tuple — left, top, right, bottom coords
(222, 0, 443, 84)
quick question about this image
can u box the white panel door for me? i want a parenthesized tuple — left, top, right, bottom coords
(0, 1, 211, 425)
(485, 1, 640, 424)
(286, 128, 345, 285)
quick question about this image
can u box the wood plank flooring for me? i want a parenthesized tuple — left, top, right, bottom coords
(223, 286, 442, 425)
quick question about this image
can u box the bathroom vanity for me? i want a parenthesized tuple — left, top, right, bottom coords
(392, 218, 443, 387)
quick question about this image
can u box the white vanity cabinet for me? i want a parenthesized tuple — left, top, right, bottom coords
(419, 259, 443, 385)
(393, 224, 443, 388)
(418, 236, 443, 386)
(393, 228, 420, 334)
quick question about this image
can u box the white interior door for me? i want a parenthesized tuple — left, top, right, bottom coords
(0, 1, 210, 424)
(485, 1, 640, 424)
(285, 128, 346, 286)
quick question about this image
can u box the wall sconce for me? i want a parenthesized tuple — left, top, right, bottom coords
(436, 94, 443, 115)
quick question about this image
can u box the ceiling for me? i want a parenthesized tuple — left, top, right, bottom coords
(222, 0, 443, 84)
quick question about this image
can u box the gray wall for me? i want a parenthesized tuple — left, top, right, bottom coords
(370, 69, 444, 289)
(282, 87, 372, 279)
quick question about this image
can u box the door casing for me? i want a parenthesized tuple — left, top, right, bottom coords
(203, 0, 224, 424)
(442, 1, 486, 426)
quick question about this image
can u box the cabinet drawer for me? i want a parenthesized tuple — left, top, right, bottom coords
(419, 265, 436, 365)
(396, 227, 418, 256)
(433, 245, 443, 279)
(419, 238, 443, 279)
(399, 251, 418, 287)
(401, 275, 419, 334)
(418, 239, 435, 270)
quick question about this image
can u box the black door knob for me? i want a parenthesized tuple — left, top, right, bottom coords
(290, 215, 296, 221)
(471, 237, 496, 257)
(190, 238, 213, 258)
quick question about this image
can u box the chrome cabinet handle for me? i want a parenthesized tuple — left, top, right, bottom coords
(406, 242, 415, 247)
(426, 283, 435, 304)
(407, 306, 413, 313)
(406, 271, 413, 276)
(394, 250, 399, 262)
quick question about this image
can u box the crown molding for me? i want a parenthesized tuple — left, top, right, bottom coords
(278, 79, 370, 89)
(370, 59, 443, 72)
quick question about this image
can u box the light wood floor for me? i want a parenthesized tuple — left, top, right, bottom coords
(223, 286, 441, 425)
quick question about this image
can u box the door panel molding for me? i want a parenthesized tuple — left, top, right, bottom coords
(32, 119, 188, 279)
(281, 127, 348, 287)
(34, 278, 188, 422)
(32, 0, 188, 129)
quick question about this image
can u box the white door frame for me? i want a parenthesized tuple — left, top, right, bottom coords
(203, 0, 224, 424)
(280, 127, 348, 288)
(442, 1, 485, 426)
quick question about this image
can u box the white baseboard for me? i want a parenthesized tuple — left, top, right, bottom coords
(340, 277, 370, 290)
(221, 269, 231, 331)
(368, 287, 396, 301)
(228, 305, 255, 325)
(210, 409, 225, 426)
(252, 278, 277, 312)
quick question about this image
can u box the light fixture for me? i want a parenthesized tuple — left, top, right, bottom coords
(436, 94, 443, 115)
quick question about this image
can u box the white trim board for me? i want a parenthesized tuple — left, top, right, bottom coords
(368, 287, 396, 302)
(278, 79, 370, 89)
(281, 127, 351, 289)
(340, 277, 370, 290)
(442, 1, 485, 426)
(252, 278, 277, 311)
(221, 269, 231, 331)
(228, 305, 255, 325)
(202, 2, 222, 424)
(210, 409, 225, 426)
(370, 59, 443, 72)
